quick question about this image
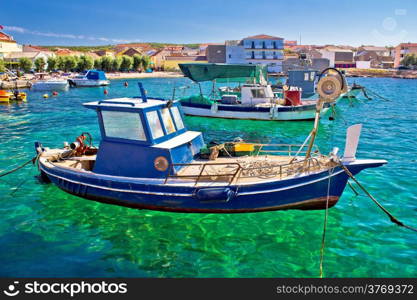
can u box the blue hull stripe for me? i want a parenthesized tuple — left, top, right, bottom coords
(40, 165, 344, 196)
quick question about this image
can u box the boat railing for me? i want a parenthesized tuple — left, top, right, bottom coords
(164, 155, 325, 186)
(241, 143, 321, 157)
(165, 162, 242, 186)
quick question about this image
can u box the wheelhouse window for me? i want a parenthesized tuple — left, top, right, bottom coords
(170, 106, 184, 130)
(251, 89, 266, 98)
(101, 111, 146, 141)
(161, 108, 176, 134)
(146, 110, 164, 139)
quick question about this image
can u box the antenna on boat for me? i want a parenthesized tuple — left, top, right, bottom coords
(138, 82, 148, 102)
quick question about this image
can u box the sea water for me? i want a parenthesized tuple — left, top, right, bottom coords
(0, 77, 416, 277)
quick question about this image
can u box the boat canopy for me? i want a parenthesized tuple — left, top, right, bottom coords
(86, 69, 107, 80)
(179, 63, 267, 84)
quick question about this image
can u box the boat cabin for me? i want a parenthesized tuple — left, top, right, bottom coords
(77, 69, 107, 80)
(239, 84, 275, 105)
(287, 69, 317, 97)
(83, 90, 204, 178)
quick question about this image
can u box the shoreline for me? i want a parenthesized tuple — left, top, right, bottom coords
(345, 68, 417, 79)
(106, 71, 184, 80)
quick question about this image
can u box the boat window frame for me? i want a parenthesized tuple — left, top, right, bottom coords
(146, 109, 165, 140)
(94, 102, 187, 146)
(169, 106, 185, 131)
(142, 104, 187, 144)
(160, 107, 177, 134)
(97, 107, 151, 145)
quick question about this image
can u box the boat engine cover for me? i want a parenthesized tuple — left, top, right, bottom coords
(195, 187, 235, 203)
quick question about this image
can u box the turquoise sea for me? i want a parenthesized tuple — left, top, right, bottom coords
(0, 77, 416, 278)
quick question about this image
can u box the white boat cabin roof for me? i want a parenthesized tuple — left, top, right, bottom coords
(83, 97, 169, 110)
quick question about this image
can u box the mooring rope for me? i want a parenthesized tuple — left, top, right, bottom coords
(0, 156, 38, 178)
(319, 167, 334, 278)
(361, 87, 392, 102)
(339, 162, 417, 233)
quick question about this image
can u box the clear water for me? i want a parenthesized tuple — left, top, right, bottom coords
(0, 77, 416, 278)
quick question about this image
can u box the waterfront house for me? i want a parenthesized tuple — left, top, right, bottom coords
(0, 31, 22, 59)
(357, 46, 390, 57)
(354, 50, 394, 69)
(4, 51, 50, 70)
(94, 50, 115, 58)
(394, 43, 417, 68)
(319, 46, 355, 68)
(242, 34, 284, 72)
(115, 47, 143, 57)
(225, 34, 285, 73)
(54, 48, 81, 56)
(206, 45, 226, 63)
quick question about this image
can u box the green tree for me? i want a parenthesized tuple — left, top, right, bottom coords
(34, 57, 46, 72)
(94, 58, 102, 70)
(132, 54, 142, 71)
(63, 56, 77, 72)
(100, 56, 113, 72)
(47, 56, 57, 72)
(141, 55, 151, 71)
(19, 57, 33, 73)
(120, 55, 133, 71)
(0, 59, 5, 73)
(401, 54, 417, 67)
(112, 57, 122, 72)
(77, 55, 94, 72)
(56, 56, 65, 71)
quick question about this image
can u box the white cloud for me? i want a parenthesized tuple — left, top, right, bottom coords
(3, 25, 140, 44)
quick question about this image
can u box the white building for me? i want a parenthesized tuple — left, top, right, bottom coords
(318, 46, 355, 68)
(0, 31, 22, 59)
(225, 34, 284, 72)
(225, 40, 245, 64)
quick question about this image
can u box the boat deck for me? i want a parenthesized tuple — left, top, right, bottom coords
(172, 155, 333, 184)
(41, 149, 334, 185)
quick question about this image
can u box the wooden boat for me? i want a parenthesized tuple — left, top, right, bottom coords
(0, 90, 27, 102)
(178, 64, 344, 121)
(35, 82, 386, 213)
(68, 69, 110, 87)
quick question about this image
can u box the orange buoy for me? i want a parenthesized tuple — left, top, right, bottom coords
(52, 91, 58, 96)
(124, 82, 128, 87)
(104, 89, 108, 95)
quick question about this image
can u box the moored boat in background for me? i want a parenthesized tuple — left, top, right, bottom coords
(31, 73, 69, 91)
(178, 63, 345, 121)
(68, 69, 110, 87)
(0, 89, 27, 102)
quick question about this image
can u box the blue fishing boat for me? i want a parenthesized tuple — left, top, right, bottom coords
(35, 82, 386, 213)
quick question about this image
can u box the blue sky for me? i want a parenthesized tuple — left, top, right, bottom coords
(2, 0, 417, 46)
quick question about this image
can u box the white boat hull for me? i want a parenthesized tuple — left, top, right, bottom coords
(181, 104, 330, 121)
(70, 79, 110, 87)
(31, 81, 69, 91)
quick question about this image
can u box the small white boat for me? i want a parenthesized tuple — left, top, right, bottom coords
(31, 73, 69, 91)
(31, 79, 69, 91)
(68, 70, 110, 87)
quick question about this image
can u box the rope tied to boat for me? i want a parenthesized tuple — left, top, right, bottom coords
(319, 167, 335, 278)
(338, 161, 417, 233)
(0, 155, 39, 178)
(359, 87, 392, 102)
